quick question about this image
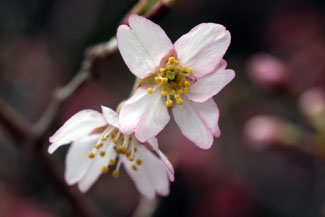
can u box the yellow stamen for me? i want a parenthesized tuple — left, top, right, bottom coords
(95, 144, 102, 149)
(119, 145, 127, 153)
(100, 151, 105, 156)
(184, 81, 190, 87)
(170, 90, 175, 95)
(132, 165, 138, 171)
(161, 77, 168, 84)
(161, 90, 167, 96)
(155, 76, 161, 83)
(182, 66, 187, 71)
(166, 100, 173, 107)
(147, 88, 154, 94)
(159, 68, 166, 73)
(134, 147, 137, 152)
(101, 137, 107, 141)
(174, 94, 180, 99)
(112, 138, 117, 144)
(136, 159, 142, 165)
(184, 87, 189, 93)
(102, 166, 109, 174)
(128, 156, 134, 161)
(175, 60, 180, 65)
(112, 170, 120, 178)
(88, 153, 95, 158)
(109, 159, 116, 166)
(177, 98, 183, 105)
(168, 56, 175, 62)
(167, 65, 174, 70)
(188, 68, 192, 74)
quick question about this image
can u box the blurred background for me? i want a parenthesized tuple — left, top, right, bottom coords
(0, 0, 324, 216)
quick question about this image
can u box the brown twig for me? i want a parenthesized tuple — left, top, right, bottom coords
(0, 99, 34, 143)
(0, 1, 178, 217)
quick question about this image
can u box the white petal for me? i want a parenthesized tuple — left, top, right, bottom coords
(101, 106, 118, 127)
(188, 98, 221, 137)
(174, 23, 231, 78)
(147, 138, 174, 182)
(188, 62, 235, 102)
(135, 88, 170, 142)
(117, 15, 173, 79)
(78, 143, 114, 192)
(117, 25, 156, 79)
(128, 15, 173, 66)
(48, 110, 106, 154)
(172, 98, 220, 149)
(123, 144, 170, 199)
(119, 86, 170, 142)
(64, 135, 99, 185)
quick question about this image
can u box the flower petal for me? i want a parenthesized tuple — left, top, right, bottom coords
(78, 143, 114, 193)
(101, 106, 118, 127)
(48, 110, 106, 154)
(147, 138, 174, 182)
(119, 86, 170, 142)
(122, 144, 170, 199)
(128, 15, 174, 66)
(172, 98, 220, 149)
(188, 98, 221, 137)
(135, 88, 170, 142)
(187, 61, 235, 102)
(64, 135, 99, 185)
(174, 23, 231, 78)
(117, 15, 173, 79)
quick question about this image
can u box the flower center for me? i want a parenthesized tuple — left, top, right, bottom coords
(147, 56, 192, 107)
(87, 126, 142, 177)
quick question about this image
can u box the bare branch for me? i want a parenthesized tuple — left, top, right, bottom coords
(0, 98, 34, 143)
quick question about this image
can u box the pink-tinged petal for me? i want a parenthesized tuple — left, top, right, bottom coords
(174, 23, 231, 78)
(128, 15, 173, 66)
(147, 138, 174, 182)
(135, 88, 170, 142)
(48, 110, 106, 154)
(172, 98, 220, 149)
(78, 143, 114, 193)
(117, 25, 156, 79)
(64, 135, 99, 185)
(188, 62, 235, 102)
(101, 106, 118, 127)
(119, 86, 170, 141)
(187, 98, 221, 137)
(119, 87, 153, 134)
(117, 15, 173, 79)
(122, 144, 170, 199)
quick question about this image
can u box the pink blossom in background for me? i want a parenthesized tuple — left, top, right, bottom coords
(117, 15, 235, 149)
(247, 53, 289, 91)
(48, 106, 174, 199)
(244, 115, 280, 149)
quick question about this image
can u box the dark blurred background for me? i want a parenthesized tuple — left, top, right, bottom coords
(0, 0, 324, 216)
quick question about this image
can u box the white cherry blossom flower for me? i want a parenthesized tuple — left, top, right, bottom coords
(48, 106, 174, 199)
(117, 15, 235, 149)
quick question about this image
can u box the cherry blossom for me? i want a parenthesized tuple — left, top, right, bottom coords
(117, 14, 235, 149)
(48, 106, 174, 199)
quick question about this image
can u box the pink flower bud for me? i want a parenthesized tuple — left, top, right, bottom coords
(244, 115, 302, 149)
(247, 53, 289, 92)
